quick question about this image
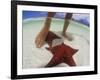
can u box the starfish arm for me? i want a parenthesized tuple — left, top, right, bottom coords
(62, 43, 78, 56)
(45, 46, 64, 67)
(63, 57, 76, 66)
(45, 56, 62, 67)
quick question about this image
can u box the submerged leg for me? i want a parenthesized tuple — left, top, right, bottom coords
(62, 13, 73, 41)
(35, 12, 56, 48)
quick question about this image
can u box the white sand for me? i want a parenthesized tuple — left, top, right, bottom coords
(22, 18, 90, 69)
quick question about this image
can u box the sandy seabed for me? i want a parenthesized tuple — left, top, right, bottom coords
(22, 18, 90, 69)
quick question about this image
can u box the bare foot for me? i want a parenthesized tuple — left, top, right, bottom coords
(35, 12, 55, 48)
(35, 31, 47, 48)
(62, 32, 73, 41)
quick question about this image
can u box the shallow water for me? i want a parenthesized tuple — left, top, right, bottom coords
(22, 18, 90, 68)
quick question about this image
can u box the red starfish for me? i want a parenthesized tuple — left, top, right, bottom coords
(45, 31, 78, 67)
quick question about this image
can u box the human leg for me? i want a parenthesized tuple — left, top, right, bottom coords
(35, 12, 56, 48)
(62, 13, 73, 41)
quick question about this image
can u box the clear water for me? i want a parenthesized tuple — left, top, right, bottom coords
(22, 18, 90, 68)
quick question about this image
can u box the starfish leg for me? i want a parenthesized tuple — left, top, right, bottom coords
(45, 46, 64, 67)
(62, 43, 77, 66)
(63, 57, 76, 66)
(45, 56, 63, 67)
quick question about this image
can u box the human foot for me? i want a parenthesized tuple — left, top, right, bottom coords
(35, 31, 47, 48)
(62, 32, 73, 41)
